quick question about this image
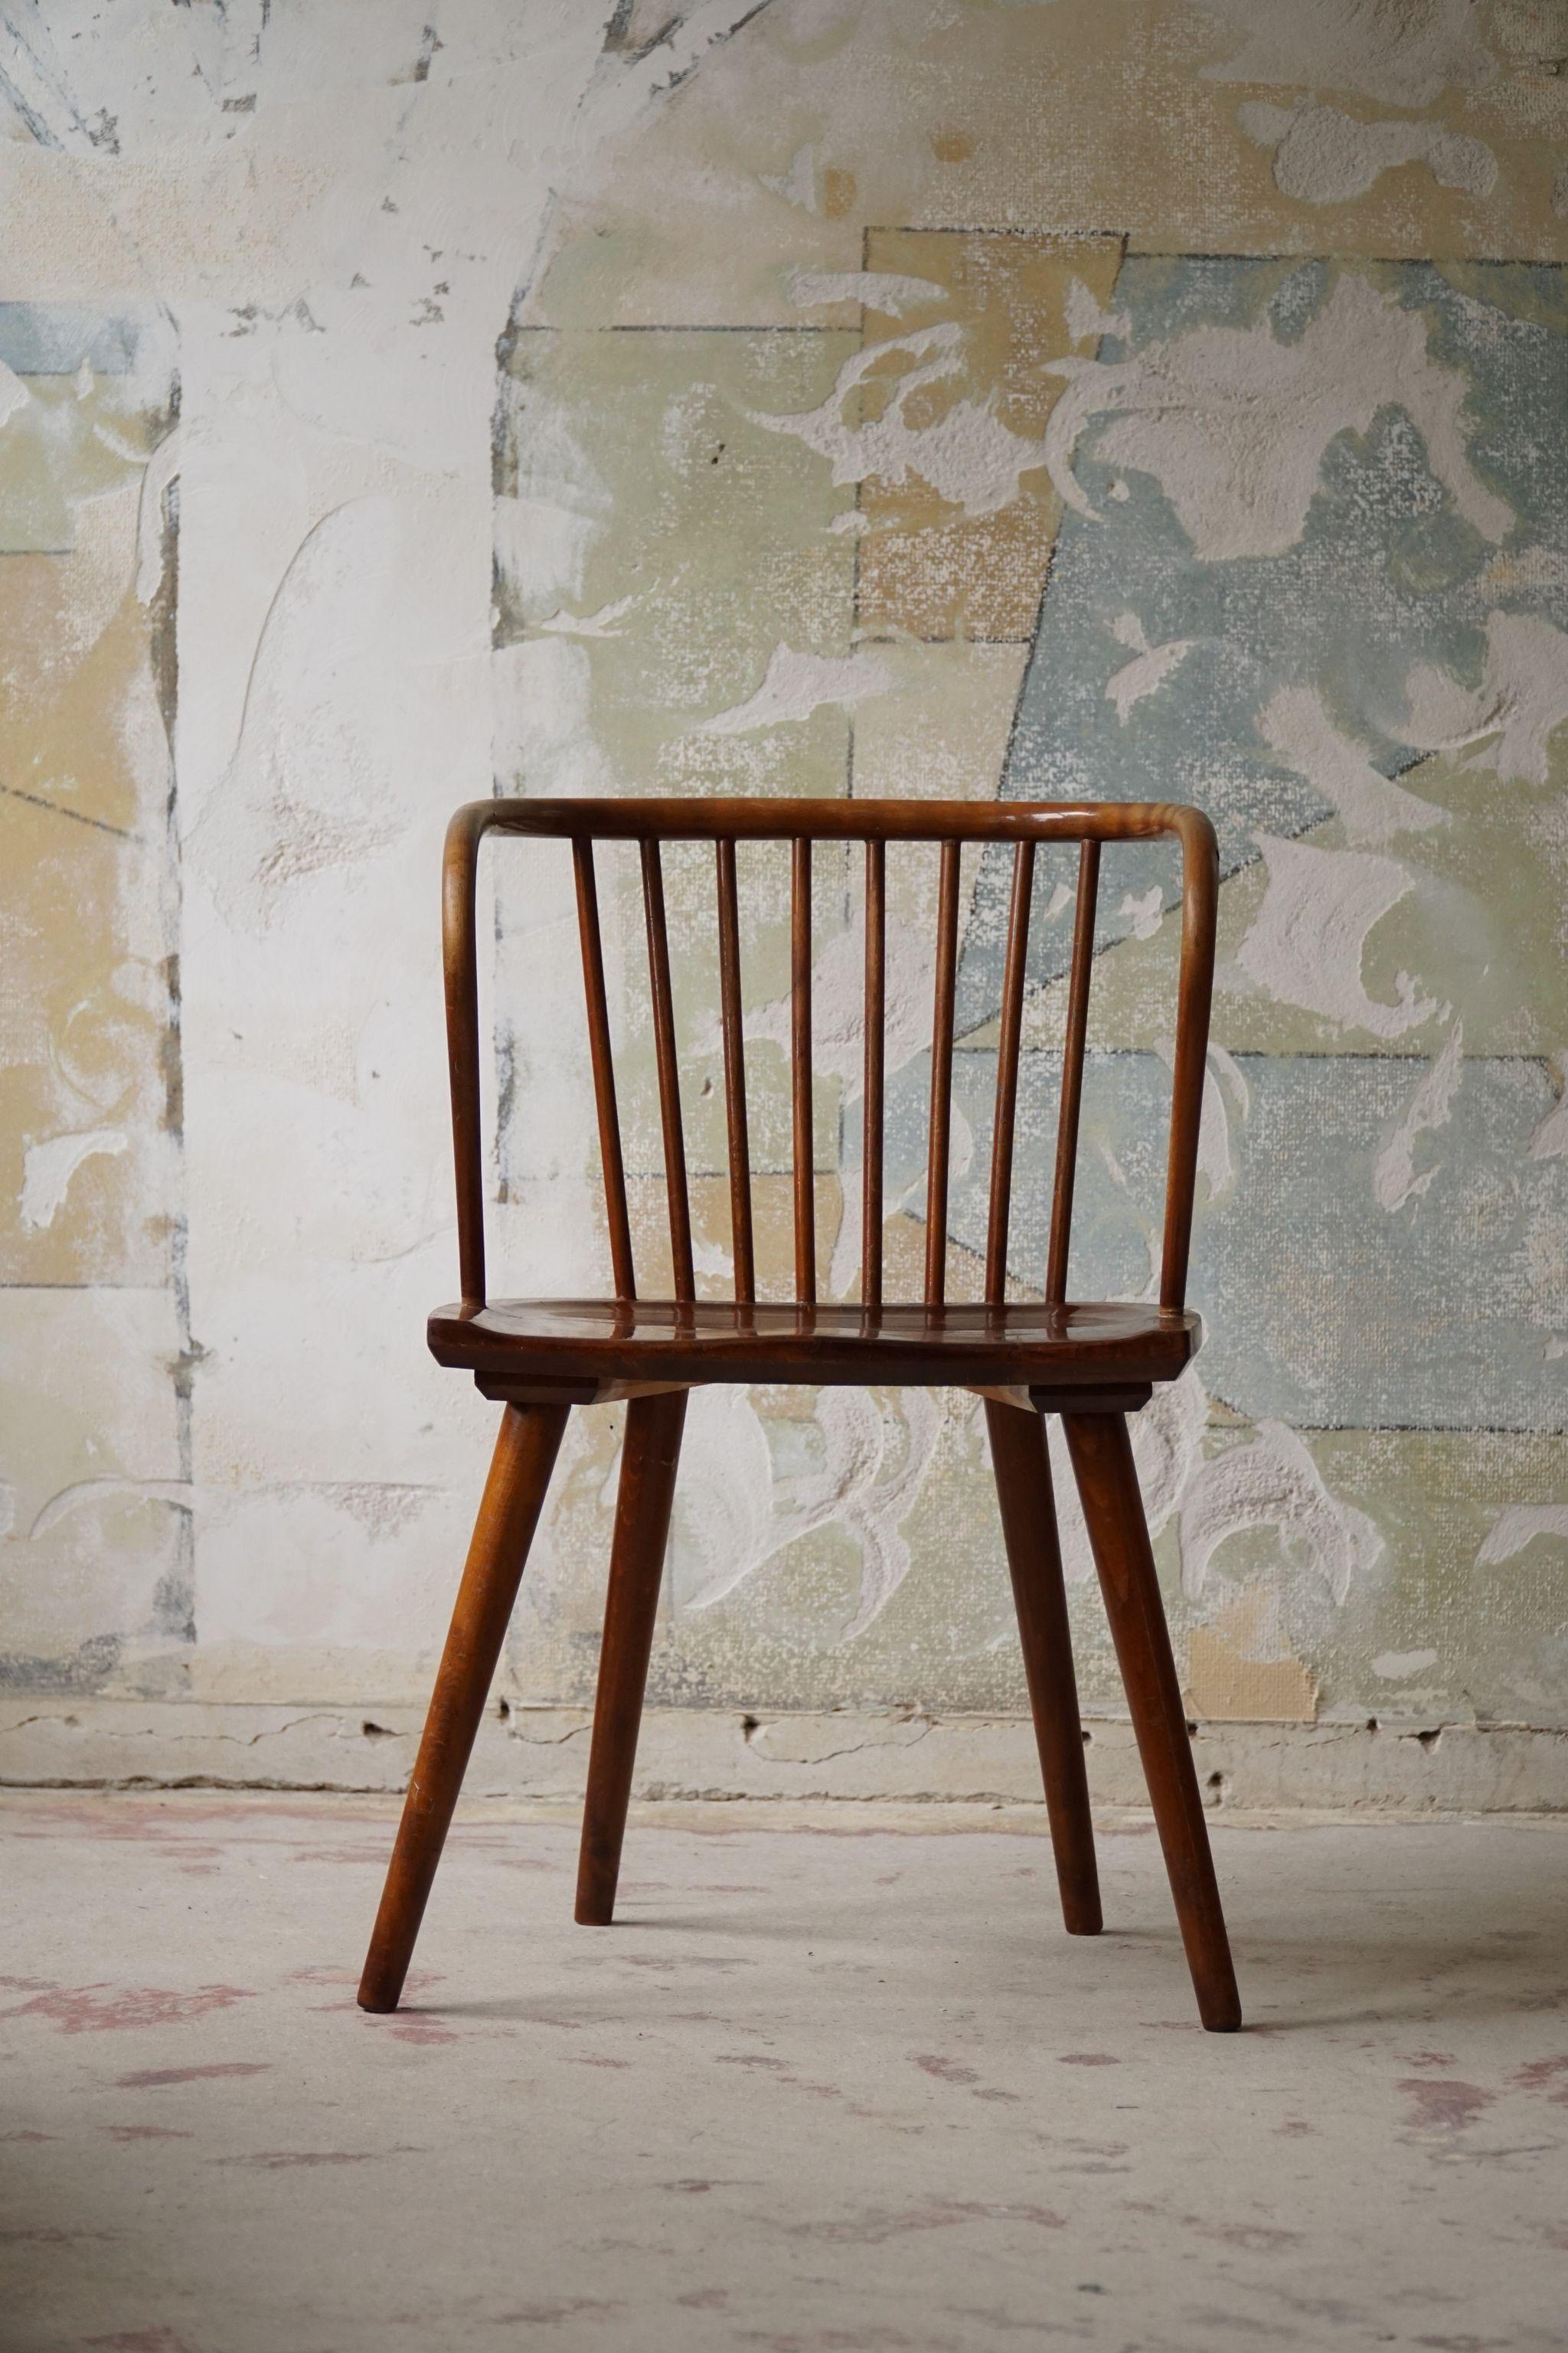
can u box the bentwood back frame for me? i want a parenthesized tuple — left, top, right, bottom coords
(358, 797, 1240, 2032)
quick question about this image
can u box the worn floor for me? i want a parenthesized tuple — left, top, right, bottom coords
(2, 1794, 1566, 2352)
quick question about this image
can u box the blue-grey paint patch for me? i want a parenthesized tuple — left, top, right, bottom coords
(951, 261, 1568, 1031)
(0, 303, 147, 375)
(1008, 259, 1566, 836)
(867, 1048, 1567, 1432)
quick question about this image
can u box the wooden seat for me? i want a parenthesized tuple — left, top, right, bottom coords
(430, 1296, 1200, 1397)
(358, 796, 1242, 2033)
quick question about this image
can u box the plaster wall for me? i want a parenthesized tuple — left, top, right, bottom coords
(2, 0, 1565, 1800)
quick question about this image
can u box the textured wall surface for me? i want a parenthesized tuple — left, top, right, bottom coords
(2, 1, 1565, 1786)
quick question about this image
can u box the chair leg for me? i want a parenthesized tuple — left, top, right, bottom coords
(358, 1401, 570, 2013)
(985, 1402, 1102, 1936)
(1063, 1410, 1242, 2033)
(575, 1390, 688, 1927)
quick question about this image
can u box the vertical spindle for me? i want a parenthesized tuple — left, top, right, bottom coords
(573, 838, 636, 1302)
(1045, 837, 1099, 1307)
(714, 839, 755, 1305)
(862, 838, 885, 1310)
(640, 838, 694, 1302)
(791, 837, 816, 1303)
(985, 839, 1035, 1304)
(925, 839, 961, 1306)
(1160, 811, 1219, 1312)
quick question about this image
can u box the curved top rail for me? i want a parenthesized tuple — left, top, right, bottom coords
(451, 796, 1213, 851)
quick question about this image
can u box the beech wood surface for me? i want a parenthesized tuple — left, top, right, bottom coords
(714, 839, 755, 1306)
(924, 838, 961, 1305)
(641, 839, 694, 1302)
(985, 1401, 1102, 1936)
(863, 838, 886, 1309)
(791, 836, 815, 1304)
(985, 840, 1034, 1305)
(1047, 838, 1099, 1307)
(1063, 1410, 1243, 2031)
(572, 840, 635, 1303)
(358, 1402, 568, 2013)
(358, 793, 1239, 2032)
(429, 1296, 1200, 1389)
(576, 1391, 688, 1926)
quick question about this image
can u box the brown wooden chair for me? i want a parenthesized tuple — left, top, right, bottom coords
(358, 797, 1241, 2032)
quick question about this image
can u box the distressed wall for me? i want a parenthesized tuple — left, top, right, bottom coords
(2, 0, 1566, 1803)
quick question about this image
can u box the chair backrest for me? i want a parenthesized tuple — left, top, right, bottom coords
(443, 797, 1218, 1318)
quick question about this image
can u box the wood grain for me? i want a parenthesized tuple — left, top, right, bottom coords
(792, 835, 815, 1304)
(985, 1400, 1101, 1936)
(715, 839, 755, 1305)
(985, 839, 1035, 1304)
(358, 1401, 569, 2012)
(925, 838, 961, 1306)
(430, 1296, 1201, 1390)
(1047, 838, 1099, 1307)
(1063, 1410, 1241, 2032)
(863, 838, 885, 1309)
(576, 1391, 688, 1926)
(574, 838, 635, 1302)
(641, 838, 694, 1302)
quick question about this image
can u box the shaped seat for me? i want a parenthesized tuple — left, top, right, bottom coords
(429, 1295, 1200, 1399)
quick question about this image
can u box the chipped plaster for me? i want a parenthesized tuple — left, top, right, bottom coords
(1041, 273, 1513, 561)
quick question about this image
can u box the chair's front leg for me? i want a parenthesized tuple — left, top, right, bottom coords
(358, 1401, 570, 2013)
(1063, 1409, 1241, 2032)
(576, 1389, 688, 1925)
(985, 1401, 1102, 1936)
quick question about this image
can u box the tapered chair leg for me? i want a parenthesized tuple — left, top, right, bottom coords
(1063, 1410, 1241, 2033)
(576, 1391, 688, 1926)
(358, 1402, 570, 2013)
(985, 1402, 1101, 1936)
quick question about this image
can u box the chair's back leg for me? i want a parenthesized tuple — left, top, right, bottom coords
(1062, 1410, 1241, 2031)
(985, 1402, 1102, 1936)
(358, 1402, 570, 2013)
(576, 1390, 689, 1927)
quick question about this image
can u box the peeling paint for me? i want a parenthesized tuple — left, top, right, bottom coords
(1477, 1505, 1568, 1564)
(697, 644, 892, 734)
(1104, 611, 1194, 724)
(1197, 1046, 1249, 1204)
(1064, 278, 1130, 346)
(0, 358, 28, 426)
(1116, 887, 1163, 940)
(750, 325, 1047, 520)
(670, 1386, 945, 1638)
(1235, 834, 1439, 1038)
(1240, 100, 1497, 205)
(1529, 1055, 1568, 1160)
(1374, 1023, 1465, 1211)
(1196, 0, 1498, 108)
(789, 269, 946, 317)
(1259, 686, 1448, 847)
(18, 1126, 128, 1230)
(1400, 613, 1568, 786)
(1041, 273, 1512, 560)
(1374, 1648, 1439, 1679)
(1179, 1424, 1384, 1604)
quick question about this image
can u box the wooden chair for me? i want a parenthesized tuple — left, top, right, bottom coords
(358, 797, 1241, 2033)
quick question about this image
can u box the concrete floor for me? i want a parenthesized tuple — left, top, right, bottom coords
(3, 1795, 1566, 2352)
